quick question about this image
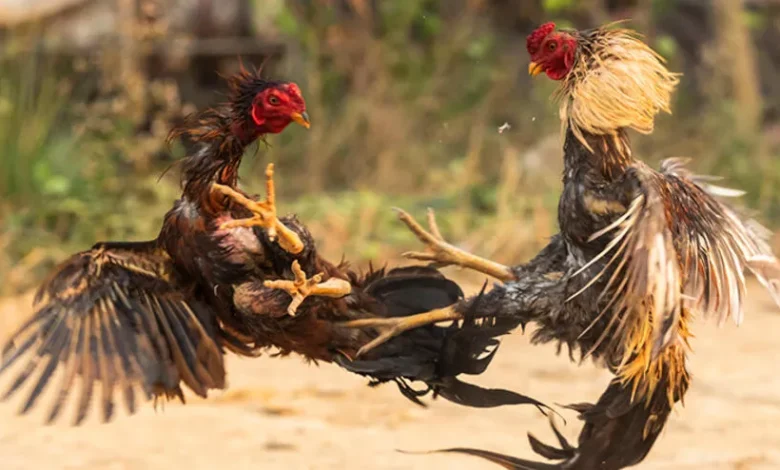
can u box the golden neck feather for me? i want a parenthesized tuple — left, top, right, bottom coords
(555, 26, 680, 153)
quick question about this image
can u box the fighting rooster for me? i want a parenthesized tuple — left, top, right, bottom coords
(344, 22, 780, 469)
(0, 68, 313, 423)
(201, 163, 541, 411)
(0, 67, 538, 425)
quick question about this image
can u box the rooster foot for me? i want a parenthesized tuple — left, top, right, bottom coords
(264, 260, 352, 316)
(341, 306, 463, 357)
(212, 163, 304, 255)
(395, 208, 516, 282)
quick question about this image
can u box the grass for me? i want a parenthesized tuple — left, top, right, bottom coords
(0, 43, 185, 294)
(1, 2, 778, 296)
(0, 53, 85, 291)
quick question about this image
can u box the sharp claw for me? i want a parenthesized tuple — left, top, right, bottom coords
(395, 207, 441, 246)
(394, 208, 516, 282)
(265, 262, 350, 316)
(287, 296, 303, 316)
(211, 163, 304, 255)
(291, 260, 306, 280)
(426, 207, 444, 240)
(354, 322, 411, 357)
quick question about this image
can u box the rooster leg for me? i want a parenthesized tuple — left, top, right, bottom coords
(342, 306, 463, 357)
(396, 208, 516, 282)
(264, 260, 352, 316)
(343, 266, 566, 357)
(212, 163, 304, 254)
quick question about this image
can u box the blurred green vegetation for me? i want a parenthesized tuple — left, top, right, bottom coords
(0, 0, 778, 295)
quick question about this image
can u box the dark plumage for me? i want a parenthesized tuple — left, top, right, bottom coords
(215, 212, 547, 411)
(344, 22, 780, 469)
(0, 241, 227, 424)
(0, 67, 541, 426)
(0, 67, 307, 424)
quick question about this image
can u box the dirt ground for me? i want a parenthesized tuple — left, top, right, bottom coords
(2, 274, 780, 470)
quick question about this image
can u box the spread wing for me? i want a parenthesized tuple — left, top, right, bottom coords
(0, 240, 226, 425)
(571, 158, 780, 360)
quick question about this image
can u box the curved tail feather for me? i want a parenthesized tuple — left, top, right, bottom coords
(398, 448, 560, 470)
(336, 268, 547, 412)
(406, 366, 688, 469)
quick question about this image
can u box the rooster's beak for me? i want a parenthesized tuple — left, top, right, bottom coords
(290, 111, 311, 129)
(528, 62, 544, 77)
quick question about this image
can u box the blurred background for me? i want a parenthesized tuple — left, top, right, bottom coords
(2, 3, 780, 469)
(0, 0, 778, 295)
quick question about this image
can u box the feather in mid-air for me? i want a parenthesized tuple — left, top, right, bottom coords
(343, 22, 780, 469)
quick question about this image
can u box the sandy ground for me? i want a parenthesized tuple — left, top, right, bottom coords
(2, 276, 780, 470)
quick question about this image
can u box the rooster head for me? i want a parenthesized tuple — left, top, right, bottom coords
(227, 65, 310, 141)
(527, 22, 577, 80)
(168, 65, 311, 198)
(527, 22, 680, 148)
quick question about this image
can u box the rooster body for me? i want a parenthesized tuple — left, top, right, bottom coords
(0, 67, 536, 426)
(468, 25, 780, 469)
(347, 23, 780, 469)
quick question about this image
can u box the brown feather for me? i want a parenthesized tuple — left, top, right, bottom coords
(0, 241, 227, 424)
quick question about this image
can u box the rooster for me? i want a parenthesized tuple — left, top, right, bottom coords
(0, 66, 541, 426)
(202, 163, 545, 412)
(343, 22, 780, 469)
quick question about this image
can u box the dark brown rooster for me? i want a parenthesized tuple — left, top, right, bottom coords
(343, 22, 780, 469)
(0, 67, 312, 423)
(0, 66, 542, 426)
(200, 163, 545, 411)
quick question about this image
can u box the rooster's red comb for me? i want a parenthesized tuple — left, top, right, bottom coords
(527, 22, 556, 55)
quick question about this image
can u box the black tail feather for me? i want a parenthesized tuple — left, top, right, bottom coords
(428, 282, 543, 409)
(426, 372, 688, 470)
(363, 265, 464, 317)
(337, 269, 546, 413)
(433, 376, 550, 412)
(437, 281, 523, 377)
(397, 448, 560, 470)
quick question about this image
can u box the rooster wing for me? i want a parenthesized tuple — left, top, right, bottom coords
(0, 240, 226, 425)
(572, 158, 780, 364)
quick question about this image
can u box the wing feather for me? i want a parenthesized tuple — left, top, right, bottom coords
(659, 158, 780, 324)
(95, 303, 116, 422)
(20, 319, 69, 414)
(0, 240, 227, 424)
(74, 312, 95, 425)
(101, 307, 137, 415)
(574, 158, 780, 363)
(46, 317, 82, 423)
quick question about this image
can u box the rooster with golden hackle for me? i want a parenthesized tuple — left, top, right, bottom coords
(344, 22, 780, 469)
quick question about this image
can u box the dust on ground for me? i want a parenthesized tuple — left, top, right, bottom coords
(1, 274, 780, 470)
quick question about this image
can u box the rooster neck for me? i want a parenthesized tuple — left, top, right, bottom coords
(180, 125, 248, 214)
(563, 128, 633, 182)
(558, 128, 634, 248)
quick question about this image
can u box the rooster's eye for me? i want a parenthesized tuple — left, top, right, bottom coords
(268, 96, 280, 105)
(547, 42, 557, 52)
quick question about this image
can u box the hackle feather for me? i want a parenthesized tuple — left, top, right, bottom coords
(556, 25, 680, 151)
